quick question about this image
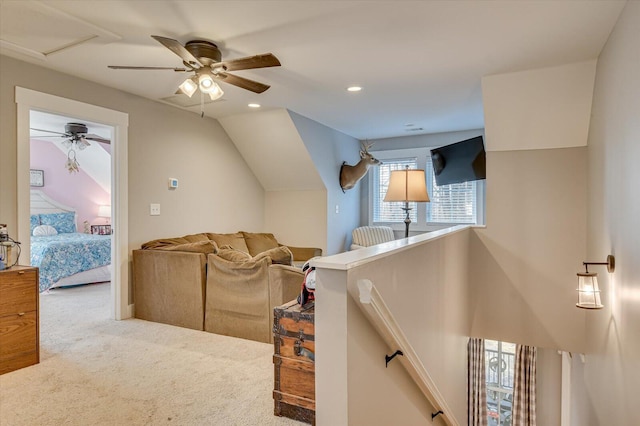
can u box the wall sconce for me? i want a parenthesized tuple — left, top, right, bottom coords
(576, 255, 615, 309)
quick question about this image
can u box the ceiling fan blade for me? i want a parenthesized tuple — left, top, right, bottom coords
(218, 53, 281, 71)
(30, 127, 66, 136)
(151, 35, 203, 68)
(215, 72, 270, 93)
(108, 65, 187, 71)
(84, 134, 111, 144)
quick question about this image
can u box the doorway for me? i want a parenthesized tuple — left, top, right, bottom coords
(15, 87, 130, 319)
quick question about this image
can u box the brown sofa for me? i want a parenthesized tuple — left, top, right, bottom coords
(132, 231, 321, 343)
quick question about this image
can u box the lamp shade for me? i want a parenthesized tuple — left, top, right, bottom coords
(384, 169, 430, 202)
(98, 205, 111, 218)
(576, 272, 603, 309)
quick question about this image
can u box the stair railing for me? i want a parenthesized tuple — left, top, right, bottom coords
(348, 278, 460, 426)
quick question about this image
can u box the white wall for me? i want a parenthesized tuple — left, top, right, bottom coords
(573, 3, 640, 425)
(314, 227, 471, 425)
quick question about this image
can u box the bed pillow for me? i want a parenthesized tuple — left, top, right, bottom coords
(33, 224, 58, 236)
(39, 212, 76, 234)
(30, 214, 40, 234)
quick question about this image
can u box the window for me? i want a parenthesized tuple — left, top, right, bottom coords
(369, 148, 484, 230)
(485, 340, 515, 426)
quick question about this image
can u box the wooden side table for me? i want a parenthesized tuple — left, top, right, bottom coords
(0, 265, 39, 375)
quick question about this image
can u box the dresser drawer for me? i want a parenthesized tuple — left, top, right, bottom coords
(0, 269, 38, 316)
(0, 311, 38, 359)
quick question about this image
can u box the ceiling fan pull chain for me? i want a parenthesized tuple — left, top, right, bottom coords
(200, 91, 205, 118)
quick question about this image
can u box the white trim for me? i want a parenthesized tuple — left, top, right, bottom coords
(560, 351, 572, 426)
(15, 87, 131, 320)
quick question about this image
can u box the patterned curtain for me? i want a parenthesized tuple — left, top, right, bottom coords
(468, 338, 487, 426)
(512, 344, 537, 426)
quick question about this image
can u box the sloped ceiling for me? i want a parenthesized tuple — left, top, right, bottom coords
(218, 109, 324, 191)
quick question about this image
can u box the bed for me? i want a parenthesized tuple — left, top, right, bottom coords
(30, 190, 111, 292)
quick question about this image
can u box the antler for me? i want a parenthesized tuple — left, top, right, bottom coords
(360, 140, 375, 152)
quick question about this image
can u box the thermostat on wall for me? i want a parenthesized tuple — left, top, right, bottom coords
(168, 178, 179, 189)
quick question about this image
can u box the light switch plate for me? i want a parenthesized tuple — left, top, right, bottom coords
(150, 203, 161, 216)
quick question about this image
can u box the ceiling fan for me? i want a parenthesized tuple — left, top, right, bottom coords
(30, 122, 111, 150)
(30, 122, 110, 173)
(108, 35, 281, 100)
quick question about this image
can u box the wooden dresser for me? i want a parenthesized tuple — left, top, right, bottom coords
(0, 266, 39, 375)
(273, 300, 315, 425)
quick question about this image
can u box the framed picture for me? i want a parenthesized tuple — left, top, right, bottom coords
(91, 225, 112, 235)
(30, 169, 44, 187)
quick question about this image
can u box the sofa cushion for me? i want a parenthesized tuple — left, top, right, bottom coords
(206, 232, 250, 254)
(253, 246, 293, 266)
(241, 231, 279, 256)
(216, 246, 253, 262)
(141, 233, 209, 249)
(155, 240, 218, 254)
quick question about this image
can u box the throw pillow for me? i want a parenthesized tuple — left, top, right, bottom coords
(216, 246, 253, 263)
(206, 232, 250, 254)
(241, 231, 279, 256)
(252, 246, 293, 266)
(33, 224, 58, 236)
(155, 240, 218, 254)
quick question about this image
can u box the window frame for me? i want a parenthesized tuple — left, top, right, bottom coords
(368, 148, 485, 233)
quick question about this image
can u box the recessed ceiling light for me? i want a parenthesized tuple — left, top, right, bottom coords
(347, 86, 362, 92)
(248, 103, 261, 108)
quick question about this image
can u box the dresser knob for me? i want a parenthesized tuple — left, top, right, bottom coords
(18, 271, 25, 275)
(17, 312, 25, 316)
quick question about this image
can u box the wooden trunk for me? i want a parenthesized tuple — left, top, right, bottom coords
(273, 299, 315, 425)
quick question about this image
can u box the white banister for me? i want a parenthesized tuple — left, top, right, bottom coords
(348, 278, 460, 426)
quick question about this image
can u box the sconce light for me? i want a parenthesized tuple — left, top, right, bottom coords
(576, 255, 615, 309)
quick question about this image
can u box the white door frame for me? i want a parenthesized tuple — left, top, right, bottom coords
(16, 87, 131, 319)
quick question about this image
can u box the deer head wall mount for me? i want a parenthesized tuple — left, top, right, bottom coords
(339, 141, 381, 192)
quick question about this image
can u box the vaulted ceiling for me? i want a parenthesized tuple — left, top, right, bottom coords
(1, 0, 626, 139)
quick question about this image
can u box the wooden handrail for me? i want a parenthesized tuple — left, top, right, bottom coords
(348, 278, 460, 426)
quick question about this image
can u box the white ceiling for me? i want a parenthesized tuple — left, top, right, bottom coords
(1, 0, 626, 140)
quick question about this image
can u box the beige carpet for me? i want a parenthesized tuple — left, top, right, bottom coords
(0, 283, 305, 426)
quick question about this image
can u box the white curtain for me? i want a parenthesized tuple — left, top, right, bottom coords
(468, 338, 487, 426)
(512, 344, 537, 426)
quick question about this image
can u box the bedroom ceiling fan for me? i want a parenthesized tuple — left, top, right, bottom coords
(30, 123, 110, 174)
(108, 35, 281, 101)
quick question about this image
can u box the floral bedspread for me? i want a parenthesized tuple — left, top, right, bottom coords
(31, 233, 111, 292)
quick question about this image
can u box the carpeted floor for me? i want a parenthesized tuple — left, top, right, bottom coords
(0, 283, 305, 425)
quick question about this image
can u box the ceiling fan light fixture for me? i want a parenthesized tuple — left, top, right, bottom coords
(208, 86, 224, 101)
(198, 73, 215, 92)
(179, 78, 198, 97)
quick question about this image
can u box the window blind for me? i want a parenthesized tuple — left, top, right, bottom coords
(425, 157, 477, 223)
(372, 158, 418, 222)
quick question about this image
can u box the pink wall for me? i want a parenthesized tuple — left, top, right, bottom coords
(30, 139, 110, 231)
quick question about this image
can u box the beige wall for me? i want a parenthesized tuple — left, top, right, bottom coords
(482, 61, 596, 151)
(470, 148, 588, 352)
(315, 228, 470, 425)
(0, 54, 265, 288)
(573, 2, 640, 425)
(265, 189, 327, 254)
